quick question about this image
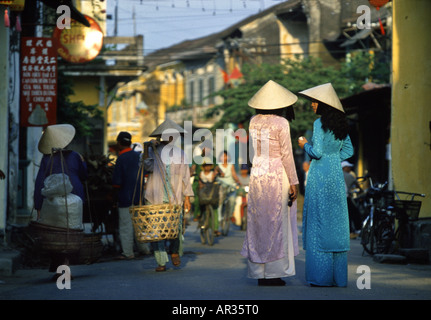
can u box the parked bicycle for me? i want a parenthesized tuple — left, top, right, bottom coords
(360, 180, 425, 255)
(348, 174, 373, 222)
(360, 181, 395, 255)
(391, 190, 425, 249)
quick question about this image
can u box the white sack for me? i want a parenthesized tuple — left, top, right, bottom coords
(41, 173, 73, 198)
(39, 194, 83, 230)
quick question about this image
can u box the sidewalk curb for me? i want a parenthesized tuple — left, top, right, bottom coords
(0, 248, 21, 276)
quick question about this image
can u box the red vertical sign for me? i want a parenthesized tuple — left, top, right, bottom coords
(20, 37, 58, 127)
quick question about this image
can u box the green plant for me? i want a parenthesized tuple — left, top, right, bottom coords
(56, 71, 103, 138)
(208, 51, 389, 142)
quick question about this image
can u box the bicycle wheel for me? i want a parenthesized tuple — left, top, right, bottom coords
(205, 205, 214, 246)
(375, 217, 394, 254)
(199, 211, 206, 245)
(361, 217, 376, 255)
(241, 205, 247, 231)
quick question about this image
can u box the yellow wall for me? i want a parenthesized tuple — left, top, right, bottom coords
(69, 77, 100, 106)
(106, 66, 186, 145)
(391, 0, 431, 217)
(154, 67, 185, 123)
(106, 80, 144, 145)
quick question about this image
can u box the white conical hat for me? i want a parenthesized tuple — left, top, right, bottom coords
(38, 124, 76, 154)
(298, 83, 345, 113)
(149, 118, 187, 137)
(248, 80, 298, 109)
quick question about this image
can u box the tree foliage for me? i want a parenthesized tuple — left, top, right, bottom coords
(56, 71, 103, 138)
(208, 51, 390, 141)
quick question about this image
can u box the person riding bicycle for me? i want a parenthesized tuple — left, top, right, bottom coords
(237, 164, 250, 229)
(215, 151, 242, 231)
(198, 157, 220, 236)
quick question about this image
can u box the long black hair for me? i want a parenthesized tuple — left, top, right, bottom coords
(316, 102, 349, 140)
(255, 106, 295, 122)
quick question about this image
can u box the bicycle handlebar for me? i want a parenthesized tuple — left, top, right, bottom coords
(395, 191, 426, 197)
(394, 191, 425, 201)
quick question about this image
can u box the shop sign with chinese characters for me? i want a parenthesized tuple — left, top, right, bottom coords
(20, 37, 57, 127)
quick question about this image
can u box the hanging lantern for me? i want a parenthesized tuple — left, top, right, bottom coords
(0, 0, 13, 24)
(368, 0, 389, 35)
(15, 14, 20, 31)
(4, 6, 9, 27)
(1, 0, 25, 29)
(10, 0, 25, 32)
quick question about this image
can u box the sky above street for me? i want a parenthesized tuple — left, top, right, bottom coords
(105, 0, 288, 54)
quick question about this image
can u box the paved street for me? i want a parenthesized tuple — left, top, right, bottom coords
(1, 219, 431, 303)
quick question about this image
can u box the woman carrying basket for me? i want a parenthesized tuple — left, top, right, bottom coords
(34, 124, 87, 281)
(142, 119, 193, 272)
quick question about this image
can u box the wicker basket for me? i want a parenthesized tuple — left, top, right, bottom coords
(130, 203, 182, 243)
(130, 146, 183, 243)
(394, 200, 422, 221)
(199, 182, 220, 206)
(30, 221, 84, 253)
(79, 233, 103, 264)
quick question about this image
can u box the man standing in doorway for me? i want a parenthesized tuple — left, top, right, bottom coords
(112, 131, 149, 259)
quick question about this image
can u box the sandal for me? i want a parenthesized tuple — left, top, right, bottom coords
(155, 265, 166, 272)
(171, 253, 181, 267)
(258, 278, 286, 286)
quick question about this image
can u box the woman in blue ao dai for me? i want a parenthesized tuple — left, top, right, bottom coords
(298, 83, 354, 287)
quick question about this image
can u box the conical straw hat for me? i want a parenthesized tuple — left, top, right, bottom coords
(149, 118, 187, 137)
(248, 80, 297, 110)
(38, 124, 76, 154)
(298, 83, 345, 113)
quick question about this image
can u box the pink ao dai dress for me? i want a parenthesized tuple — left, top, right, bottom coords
(241, 114, 299, 279)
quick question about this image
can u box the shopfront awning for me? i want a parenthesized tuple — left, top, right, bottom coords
(341, 83, 391, 115)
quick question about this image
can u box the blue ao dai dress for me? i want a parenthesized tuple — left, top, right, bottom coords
(302, 118, 354, 287)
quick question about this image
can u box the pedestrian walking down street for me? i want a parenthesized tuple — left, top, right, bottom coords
(216, 150, 241, 231)
(241, 80, 299, 286)
(142, 119, 193, 272)
(112, 131, 150, 260)
(34, 124, 87, 280)
(342, 161, 362, 237)
(298, 83, 354, 287)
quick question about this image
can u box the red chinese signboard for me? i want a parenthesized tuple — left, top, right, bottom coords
(20, 37, 57, 127)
